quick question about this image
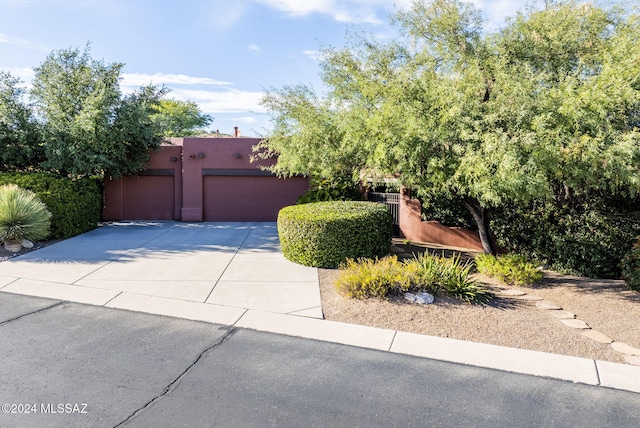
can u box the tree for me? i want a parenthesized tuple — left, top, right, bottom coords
(30, 45, 165, 177)
(152, 99, 212, 137)
(261, 0, 640, 254)
(0, 72, 43, 171)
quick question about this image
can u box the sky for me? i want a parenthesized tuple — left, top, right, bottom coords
(0, 0, 526, 136)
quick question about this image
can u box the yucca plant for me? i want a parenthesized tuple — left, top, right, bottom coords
(0, 184, 52, 251)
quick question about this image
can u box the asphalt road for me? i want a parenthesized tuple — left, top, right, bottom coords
(1, 292, 638, 428)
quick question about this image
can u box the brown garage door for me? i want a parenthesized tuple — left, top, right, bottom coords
(122, 175, 175, 220)
(203, 174, 308, 222)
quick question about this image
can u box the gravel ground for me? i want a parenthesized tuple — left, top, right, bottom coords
(319, 241, 640, 366)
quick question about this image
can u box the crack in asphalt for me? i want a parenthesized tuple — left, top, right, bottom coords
(113, 327, 238, 427)
(0, 300, 68, 326)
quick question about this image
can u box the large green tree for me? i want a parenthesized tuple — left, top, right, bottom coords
(152, 99, 212, 137)
(261, 0, 640, 254)
(30, 45, 166, 178)
(0, 72, 42, 171)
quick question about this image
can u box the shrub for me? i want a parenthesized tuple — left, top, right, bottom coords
(490, 195, 640, 279)
(278, 201, 392, 268)
(475, 253, 543, 286)
(0, 184, 51, 242)
(335, 253, 493, 304)
(621, 237, 640, 292)
(411, 253, 493, 304)
(335, 256, 410, 298)
(0, 172, 101, 239)
(296, 176, 362, 204)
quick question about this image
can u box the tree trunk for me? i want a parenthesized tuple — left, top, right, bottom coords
(461, 197, 497, 255)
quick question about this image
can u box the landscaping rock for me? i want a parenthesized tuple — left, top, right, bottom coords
(404, 292, 434, 305)
(611, 342, 640, 356)
(499, 288, 526, 296)
(581, 330, 613, 344)
(21, 239, 34, 249)
(513, 294, 543, 301)
(623, 355, 640, 366)
(561, 319, 590, 329)
(549, 310, 576, 319)
(536, 300, 562, 310)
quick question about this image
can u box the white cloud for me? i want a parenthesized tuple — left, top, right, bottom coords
(248, 44, 264, 54)
(468, 0, 521, 30)
(0, 66, 35, 83)
(302, 50, 322, 61)
(254, 0, 395, 24)
(169, 88, 266, 114)
(0, 32, 48, 51)
(121, 73, 232, 88)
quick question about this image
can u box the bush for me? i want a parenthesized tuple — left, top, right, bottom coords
(0, 173, 101, 239)
(335, 253, 493, 304)
(621, 237, 640, 292)
(296, 176, 363, 204)
(335, 256, 410, 298)
(490, 195, 640, 279)
(0, 184, 51, 242)
(475, 253, 543, 286)
(411, 253, 493, 304)
(278, 201, 392, 268)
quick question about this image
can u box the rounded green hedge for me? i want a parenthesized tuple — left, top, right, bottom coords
(0, 172, 101, 239)
(277, 201, 392, 268)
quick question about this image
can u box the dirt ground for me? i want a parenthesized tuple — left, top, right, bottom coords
(319, 240, 640, 365)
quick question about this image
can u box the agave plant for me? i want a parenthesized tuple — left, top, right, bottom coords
(0, 184, 52, 250)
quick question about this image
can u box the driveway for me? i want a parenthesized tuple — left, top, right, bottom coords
(0, 221, 322, 321)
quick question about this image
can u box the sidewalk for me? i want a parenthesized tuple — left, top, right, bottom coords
(0, 221, 638, 394)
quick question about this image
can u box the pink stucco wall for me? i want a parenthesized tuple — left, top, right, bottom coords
(102, 137, 309, 222)
(398, 189, 484, 251)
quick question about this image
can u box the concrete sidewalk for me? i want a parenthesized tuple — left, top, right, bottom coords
(0, 221, 639, 394)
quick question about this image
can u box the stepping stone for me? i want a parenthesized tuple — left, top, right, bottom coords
(561, 319, 590, 329)
(536, 300, 562, 310)
(550, 310, 576, 319)
(623, 355, 640, 366)
(499, 289, 526, 296)
(611, 342, 640, 356)
(513, 294, 543, 301)
(581, 330, 613, 344)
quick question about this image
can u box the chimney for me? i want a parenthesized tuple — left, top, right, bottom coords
(234, 126, 240, 138)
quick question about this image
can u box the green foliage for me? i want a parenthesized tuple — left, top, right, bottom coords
(0, 184, 51, 242)
(151, 99, 213, 137)
(261, 0, 640, 256)
(419, 189, 474, 228)
(475, 253, 543, 286)
(621, 238, 640, 292)
(277, 201, 392, 268)
(0, 72, 43, 171)
(297, 176, 362, 204)
(335, 256, 410, 299)
(0, 173, 101, 239)
(411, 253, 493, 304)
(29, 44, 167, 178)
(335, 253, 493, 304)
(490, 195, 640, 279)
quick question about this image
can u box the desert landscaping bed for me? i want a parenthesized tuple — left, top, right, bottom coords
(319, 240, 640, 365)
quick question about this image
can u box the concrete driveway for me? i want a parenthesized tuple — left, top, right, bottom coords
(0, 221, 322, 322)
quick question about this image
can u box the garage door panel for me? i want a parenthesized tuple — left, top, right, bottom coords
(203, 176, 308, 222)
(123, 176, 175, 220)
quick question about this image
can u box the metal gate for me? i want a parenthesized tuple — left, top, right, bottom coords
(367, 192, 400, 236)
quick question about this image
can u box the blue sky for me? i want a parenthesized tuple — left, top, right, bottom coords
(1, 0, 524, 136)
